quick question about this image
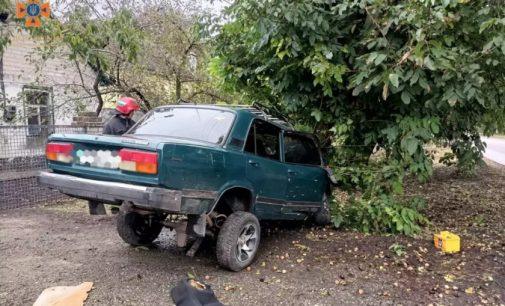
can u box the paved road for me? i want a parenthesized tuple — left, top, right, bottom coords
(483, 137, 505, 165)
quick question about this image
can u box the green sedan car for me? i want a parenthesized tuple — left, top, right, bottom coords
(39, 105, 332, 271)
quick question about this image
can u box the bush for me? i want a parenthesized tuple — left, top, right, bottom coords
(332, 194, 428, 236)
(330, 163, 428, 236)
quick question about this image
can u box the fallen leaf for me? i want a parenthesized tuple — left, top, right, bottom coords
(444, 274, 455, 282)
(189, 279, 206, 290)
(465, 287, 474, 294)
(294, 244, 310, 251)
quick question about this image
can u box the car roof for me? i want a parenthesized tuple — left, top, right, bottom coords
(153, 104, 294, 130)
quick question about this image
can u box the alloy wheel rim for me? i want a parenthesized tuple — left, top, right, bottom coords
(236, 223, 258, 263)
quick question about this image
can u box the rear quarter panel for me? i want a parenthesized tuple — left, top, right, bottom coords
(159, 144, 251, 196)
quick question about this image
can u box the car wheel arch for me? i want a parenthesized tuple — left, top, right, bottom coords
(210, 186, 255, 215)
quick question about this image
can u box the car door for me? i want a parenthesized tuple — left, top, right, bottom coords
(244, 119, 287, 219)
(283, 132, 327, 212)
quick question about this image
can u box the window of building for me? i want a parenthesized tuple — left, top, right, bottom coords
(23, 86, 52, 135)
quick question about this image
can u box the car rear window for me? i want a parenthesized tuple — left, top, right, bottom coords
(128, 107, 235, 144)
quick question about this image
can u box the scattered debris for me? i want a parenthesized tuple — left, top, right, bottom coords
(434, 231, 461, 254)
(389, 243, 406, 257)
(33, 282, 93, 306)
(171, 279, 223, 306)
(444, 274, 455, 283)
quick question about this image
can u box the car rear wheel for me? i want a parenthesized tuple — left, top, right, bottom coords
(116, 210, 163, 246)
(216, 211, 260, 271)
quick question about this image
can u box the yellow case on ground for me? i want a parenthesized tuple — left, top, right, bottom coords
(434, 231, 460, 253)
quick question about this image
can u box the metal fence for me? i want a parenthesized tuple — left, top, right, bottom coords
(0, 125, 101, 209)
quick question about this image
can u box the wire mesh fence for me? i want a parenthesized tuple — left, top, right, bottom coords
(0, 125, 101, 209)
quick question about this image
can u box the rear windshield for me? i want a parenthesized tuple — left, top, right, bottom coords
(128, 107, 235, 144)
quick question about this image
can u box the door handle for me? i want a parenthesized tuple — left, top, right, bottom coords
(248, 160, 259, 167)
(287, 169, 297, 175)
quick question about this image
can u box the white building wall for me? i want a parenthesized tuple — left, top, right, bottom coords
(0, 30, 98, 158)
(1, 30, 97, 126)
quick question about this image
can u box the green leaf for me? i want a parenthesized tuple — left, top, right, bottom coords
(389, 73, 399, 88)
(374, 54, 387, 65)
(423, 56, 436, 70)
(311, 109, 322, 122)
(430, 121, 440, 134)
(277, 50, 288, 59)
(404, 138, 418, 155)
(401, 91, 411, 104)
(479, 19, 496, 33)
(418, 78, 430, 91)
(392, 180, 404, 195)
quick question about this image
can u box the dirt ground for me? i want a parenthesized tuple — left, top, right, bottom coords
(1, 162, 504, 305)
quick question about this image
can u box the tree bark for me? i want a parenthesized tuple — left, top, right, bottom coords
(175, 72, 181, 102)
(93, 62, 104, 116)
(129, 87, 152, 110)
(0, 56, 5, 110)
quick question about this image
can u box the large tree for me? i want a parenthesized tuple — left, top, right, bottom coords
(14, 0, 230, 114)
(212, 0, 505, 233)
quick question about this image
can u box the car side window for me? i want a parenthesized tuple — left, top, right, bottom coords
(244, 124, 255, 154)
(244, 120, 280, 161)
(284, 133, 321, 166)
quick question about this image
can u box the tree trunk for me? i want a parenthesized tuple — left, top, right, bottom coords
(0, 56, 5, 110)
(129, 87, 152, 110)
(175, 72, 181, 102)
(93, 63, 104, 116)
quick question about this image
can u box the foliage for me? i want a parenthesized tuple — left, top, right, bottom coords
(0, 0, 13, 54)
(5, 1, 232, 114)
(332, 195, 428, 235)
(134, 4, 232, 104)
(212, 0, 505, 234)
(25, 6, 143, 113)
(331, 163, 428, 235)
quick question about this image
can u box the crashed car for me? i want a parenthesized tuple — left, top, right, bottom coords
(39, 105, 332, 271)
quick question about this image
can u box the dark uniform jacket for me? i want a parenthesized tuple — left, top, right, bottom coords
(102, 111, 136, 135)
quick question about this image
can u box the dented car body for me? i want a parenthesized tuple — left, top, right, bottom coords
(39, 105, 331, 270)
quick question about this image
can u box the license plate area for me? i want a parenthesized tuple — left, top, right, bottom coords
(74, 149, 121, 169)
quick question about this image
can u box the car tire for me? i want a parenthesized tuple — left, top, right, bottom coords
(116, 210, 163, 246)
(216, 211, 260, 271)
(314, 194, 331, 226)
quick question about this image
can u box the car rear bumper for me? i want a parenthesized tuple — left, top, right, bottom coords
(38, 171, 216, 214)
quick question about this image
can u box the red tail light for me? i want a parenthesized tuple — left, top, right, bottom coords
(46, 142, 74, 163)
(119, 149, 158, 174)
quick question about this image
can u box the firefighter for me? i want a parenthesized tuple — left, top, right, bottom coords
(89, 97, 140, 215)
(102, 96, 140, 135)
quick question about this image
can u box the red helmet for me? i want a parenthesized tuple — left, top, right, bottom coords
(116, 97, 140, 115)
